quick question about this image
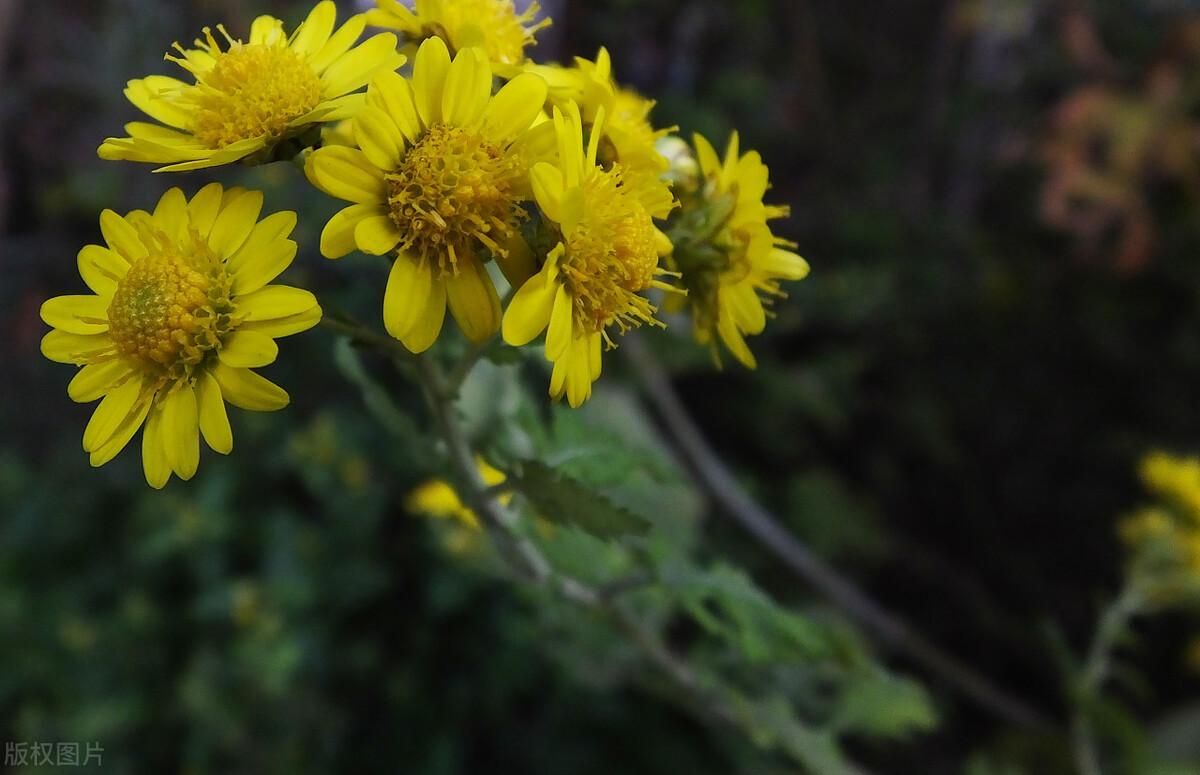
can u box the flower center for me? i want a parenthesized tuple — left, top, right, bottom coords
(108, 231, 235, 380)
(558, 167, 660, 339)
(384, 123, 524, 275)
(188, 42, 322, 149)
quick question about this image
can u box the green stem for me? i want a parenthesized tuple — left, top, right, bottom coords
(1072, 585, 1145, 775)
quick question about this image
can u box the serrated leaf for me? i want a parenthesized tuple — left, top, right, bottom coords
(513, 461, 651, 539)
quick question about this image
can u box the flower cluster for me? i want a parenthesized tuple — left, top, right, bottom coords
(43, 0, 808, 487)
(1119, 450, 1200, 604)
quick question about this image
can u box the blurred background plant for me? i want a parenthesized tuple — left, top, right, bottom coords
(6, 0, 1200, 773)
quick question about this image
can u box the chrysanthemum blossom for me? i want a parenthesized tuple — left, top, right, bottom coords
(368, 0, 549, 66)
(304, 36, 549, 351)
(98, 1, 405, 172)
(522, 48, 673, 194)
(40, 185, 321, 488)
(502, 103, 677, 408)
(674, 132, 810, 369)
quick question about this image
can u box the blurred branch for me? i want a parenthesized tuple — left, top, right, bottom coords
(623, 334, 1057, 733)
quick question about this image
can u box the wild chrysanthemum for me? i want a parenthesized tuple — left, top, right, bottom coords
(98, 1, 404, 172)
(304, 36, 548, 351)
(367, 0, 549, 66)
(669, 132, 809, 369)
(40, 184, 321, 488)
(523, 48, 672, 194)
(502, 103, 676, 407)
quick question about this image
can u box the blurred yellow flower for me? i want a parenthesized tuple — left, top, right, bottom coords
(368, 0, 550, 66)
(40, 184, 321, 488)
(98, 1, 404, 171)
(502, 102, 676, 407)
(669, 132, 809, 369)
(407, 456, 509, 529)
(304, 37, 548, 351)
(1139, 450, 1200, 524)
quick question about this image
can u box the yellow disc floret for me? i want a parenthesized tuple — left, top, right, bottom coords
(107, 229, 234, 380)
(186, 32, 323, 149)
(560, 166, 659, 338)
(384, 123, 525, 276)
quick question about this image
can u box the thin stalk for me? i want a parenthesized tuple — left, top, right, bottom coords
(622, 334, 1056, 732)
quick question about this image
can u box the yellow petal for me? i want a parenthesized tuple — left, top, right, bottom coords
(308, 13, 369, 73)
(83, 375, 146, 452)
(124, 76, 191, 129)
(446, 259, 501, 343)
(763, 248, 810, 281)
(480, 73, 548, 140)
(211, 362, 290, 411)
(291, 0, 336, 58)
(41, 295, 109, 335)
(383, 255, 431, 340)
(725, 282, 766, 335)
(441, 46, 490, 127)
(187, 182, 226, 239)
(142, 405, 171, 489)
(320, 32, 404, 98)
(241, 307, 322, 339)
(588, 331, 602, 381)
(229, 241, 297, 296)
(238, 286, 320, 321)
(354, 104, 405, 169)
(89, 393, 151, 467)
(402, 277, 447, 353)
(717, 309, 756, 369)
(355, 214, 403, 255)
(68, 359, 127, 403)
(160, 384, 200, 480)
(413, 36, 451, 127)
(209, 189, 264, 258)
(41, 330, 114, 364)
(320, 203, 384, 258)
(196, 370, 232, 455)
(218, 330, 279, 368)
(692, 133, 721, 180)
(545, 283, 574, 361)
(305, 146, 386, 205)
(369, 71, 423, 144)
(530, 162, 565, 224)
(152, 188, 189, 242)
(502, 262, 557, 346)
(77, 245, 125, 296)
(249, 14, 285, 46)
(99, 209, 148, 261)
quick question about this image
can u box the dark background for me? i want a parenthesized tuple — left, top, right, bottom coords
(4, 0, 1200, 772)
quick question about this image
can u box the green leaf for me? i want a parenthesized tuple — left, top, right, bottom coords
(664, 562, 832, 663)
(831, 669, 938, 739)
(512, 460, 651, 539)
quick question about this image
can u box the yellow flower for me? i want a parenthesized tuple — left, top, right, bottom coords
(1139, 450, 1200, 524)
(40, 184, 321, 488)
(304, 37, 548, 351)
(367, 0, 549, 66)
(502, 102, 676, 407)
(523, 48, 673, 195)
(670, 132, 810, 368)
(406, 456, 509, 529)
(98, 1, 405, 172)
